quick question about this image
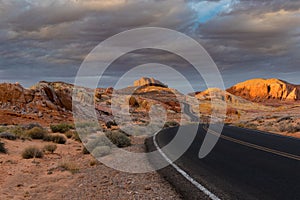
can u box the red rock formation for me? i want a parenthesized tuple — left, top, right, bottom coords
(133, 77, 168, 88)
(226, 78, 300, 102)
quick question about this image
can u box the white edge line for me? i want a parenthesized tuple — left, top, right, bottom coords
(153, 132, 221, 200)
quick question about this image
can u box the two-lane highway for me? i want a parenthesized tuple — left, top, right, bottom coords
(152, 125, 300, 200)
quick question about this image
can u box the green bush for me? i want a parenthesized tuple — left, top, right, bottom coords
(43, 144, 57, 153)
(26, 127, 47, 139)
(9, 126, 26, 138)
(50, 123, 73, 133)
(0, 126, 7, 133)
(85, 135, 111, 152)
(105, 131, 131, 148)
(92, 146, 111, 158)
(43, 134, 67, 144)
(0, 141, 6, 154)
(22, 146, 43, 159)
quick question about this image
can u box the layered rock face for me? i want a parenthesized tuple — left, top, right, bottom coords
(0, 81, 74, 113)
(227, 78, 300, 102)
(133, 77, 168, 88)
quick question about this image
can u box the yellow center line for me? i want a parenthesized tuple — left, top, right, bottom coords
(204, 127, 300, 161)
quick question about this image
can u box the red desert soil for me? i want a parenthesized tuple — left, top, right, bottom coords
(0, 137, 181, 200)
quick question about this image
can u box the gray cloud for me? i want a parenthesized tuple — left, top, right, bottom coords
(0, 0, 299, 90)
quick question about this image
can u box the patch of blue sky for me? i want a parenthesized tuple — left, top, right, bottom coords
(188, 0, 239, 30)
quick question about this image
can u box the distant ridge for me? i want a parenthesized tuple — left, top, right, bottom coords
(226, 78, 300, 102)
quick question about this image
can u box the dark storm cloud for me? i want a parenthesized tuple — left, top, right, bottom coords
(0, 0, 299, 89)
(196, 0, 300, 76)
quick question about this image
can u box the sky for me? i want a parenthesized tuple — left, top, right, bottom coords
(0, 0, 300, 92)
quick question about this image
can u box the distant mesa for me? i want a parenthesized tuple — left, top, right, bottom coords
(133, 77, 168, 88)
(226, 78, 300, 102)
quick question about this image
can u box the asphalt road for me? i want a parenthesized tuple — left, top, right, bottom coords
(154, 125, 300, 200)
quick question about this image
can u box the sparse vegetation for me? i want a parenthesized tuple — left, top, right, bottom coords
(105, 121, 117, 129)
(43, 134, 67, 144)
(105, 131, 131, 148)
(82, 146, 90, 154)
(26, 127, 47, 139)
(164, 121, 179, 128)
(0, 126, 7, 133)
(9, 126, 26, 139)
(23, 123, 43, 130)
(72, 131, 81, 142)
(0, 132, 17, 140)
(278, 122, 300, 133)
(245, 123, 258, 130)
(43, 144, 57, 153)
(22, 146, 44, 159)
(59, 161, 79, 174)
(0, 141, 6, 153)
(50, 123, 73, 133)
(89, 159, 97, 166)
(85, 135, 111, 152)
(92, 146, 111, 157)
(64, 130, 73, 139)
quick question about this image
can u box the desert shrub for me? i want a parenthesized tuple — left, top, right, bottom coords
(277, 116, 293, 123)
(59, 161, 79, 174)
(22, 146, 43, 159)
(0, 141, 6, 154)
(9, 126, 26, 138)
(89, 159, 97, 166)
(235, 123, 245, 128)
(72, 131, 81, 142)
(0, 132, 17, 140)
(82, 146, 90, 154)
(92, 146, 111, 158)
(26, 127, 47, 139)
(0, 126, 7, 133)
(245, 123, 258, 130)
(105, 131, 131, 148)
(164, 121, 179, 128)
(75, 121, 98, 129)
(85, 135, 111, 151)
(43, 144, 57, 153)
(50, 123, 73, 133)
(105, 121, 117, 129)
(43, 134, 67, 144)
(64, 131, 73, 139)
(279, 123, 300, 133)
(23, 123, 43, 130)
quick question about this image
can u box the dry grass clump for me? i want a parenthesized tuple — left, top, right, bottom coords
(22, 146, 43, 159)
(278, 122, 300, 133)
(26, 127, 47, 139)
(50, 123, 74, 133)
(43, 144, 57, 153)
(59, 161, 79, 174)
(43, 134, 67, 144)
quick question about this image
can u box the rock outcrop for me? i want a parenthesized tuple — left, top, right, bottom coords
(226, 78, 300, 102)
(133, 77, 167, 88)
